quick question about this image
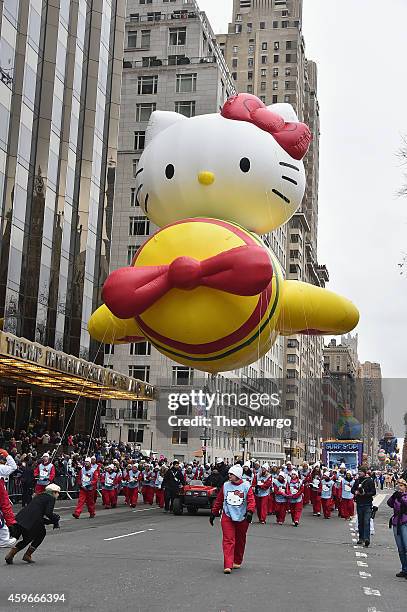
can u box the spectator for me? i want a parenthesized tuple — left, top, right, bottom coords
(387, 478, 407, 578)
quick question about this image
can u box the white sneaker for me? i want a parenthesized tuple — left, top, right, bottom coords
(0, 537, 17, 548)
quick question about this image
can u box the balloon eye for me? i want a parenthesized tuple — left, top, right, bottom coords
(165, 164, 175, 179)
(240, 157, 250, 173)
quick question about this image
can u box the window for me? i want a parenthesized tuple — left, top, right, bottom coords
(285, 67, 291, 76)
(290, 233, 301, 243)
(128, 428, 144, 443)
(248, 45, 254, 54)
(137, 75, 158, 94)
(284, 94, 291, 103)
(169, 27, 186, 45)
(261, 69, 267, 77)
(127, 245, 139, 265)
(260, 21, 266, 29)
(282, 10, 289, 16)
(172, 366, 194, 385)
(287, 339, 299, 348)
(282, 20, 289, 28)
(247, 84, 253, 93)
(136, 103, 156, 122)
(287, 369, 298, 379)
(129, 216, 150, 236)
(127, 31, 137, 48)
(232, 72, 237, 80)
(285, 80, 294, 90)
(232, 58, 238, 68)
(286, 53, 293, 63)
(235, 24, 242, 33)
(272, 81, 278, 90)
(130, 341, 151, 355)
(140, 0, 153, 4)
(174, 101, 195, 117)
(130, 187, 136, 207)
(172, 428, 188, 445)
(168, 55, 186, 65)
(134, 131, 146, 150)
(247, 71, 253, 80)
(247, 22, 252, 32)
(129, 365, 150, 382)
(261, 42, 268, 51)
(289, 263, 298, 273)
(260, 81, 266, 91)
(131, 401, 146, 420)
(176, 73, 197, 93)
(272, 94, 278, 103)
(286, 41, 293, 50)
(248, 57, 254, 67)
(259, 95, 266, 103)
(132, 158, 139, 177)
(273, 67, 279, 77)
(287, 354, 299, 364)
(142, 56, 158, 67)
(273, 21, 278, 28)
(261, 55, 267, 64)
(274, 54, 279, 63)
(235, 14, 242, 22)
(104, 344, 114, 355)
(274, 42, 279, 50)
(233, 45, 238, 53)
(141, 30, 151, 48)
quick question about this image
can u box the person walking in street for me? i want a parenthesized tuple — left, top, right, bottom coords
(339, 470, 355, 520)
(5, 484, 61, 565)
(320, 472, 335, 519)
(287, 470, 304, 526)
(33, 453, 56, 494)
(352, 466, 376, 547)
(387, 478, 407, 578)
(253, 463, 272, 524)
(273, 472, 289, 525)
(162, 460, 184, 513)
(210, 464, 255, 574)
(72, 458, 98, 519)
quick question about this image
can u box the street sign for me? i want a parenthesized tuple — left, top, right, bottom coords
(309, 447, 316, 454)
(310, 439, 316, 446)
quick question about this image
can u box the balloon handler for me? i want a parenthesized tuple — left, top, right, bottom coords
(5, 484, 61, 565)
(209, 464, 256, 574)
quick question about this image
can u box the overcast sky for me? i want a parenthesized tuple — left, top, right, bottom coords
(199, 1, 407, 433)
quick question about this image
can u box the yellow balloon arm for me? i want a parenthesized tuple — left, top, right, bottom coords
(276, 280, 359, 335)
(88, 304, 145, 344)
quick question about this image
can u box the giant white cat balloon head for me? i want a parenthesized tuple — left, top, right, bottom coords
(136, 94, 311, 235)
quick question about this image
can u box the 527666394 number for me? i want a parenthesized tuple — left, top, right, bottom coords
(8, 594, 66, 604)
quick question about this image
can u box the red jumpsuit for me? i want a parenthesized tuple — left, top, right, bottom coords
(0, 478, 16, 527)
(273, 482, 289, 524)
(253, 474, 273, 523)
(212, 479, 256, 570)
(302, 472, 311, 505)
(288, 480, 304, 524)
(310, 476, 322, 515)
(101, 471, 118, 508)
(73, 467, 98, 518)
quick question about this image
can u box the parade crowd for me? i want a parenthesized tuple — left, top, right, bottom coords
(1, 436, 407, 576)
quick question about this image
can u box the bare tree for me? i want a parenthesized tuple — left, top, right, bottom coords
(397, 135, 407, 197)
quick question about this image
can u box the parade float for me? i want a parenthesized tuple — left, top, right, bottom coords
(322, 407, 363, 470)
(377, 431, 400, 468)
(88, 94, 359, 373)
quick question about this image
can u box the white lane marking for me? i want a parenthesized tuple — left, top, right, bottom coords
(357, 561, 369, 567)
(362, 587, 381, 596)
(373, 494, 386, 507)
(355, 552, 367, 557)
(368, 608, 384, 612)
(132, 507, 159, 513)
(104, 528, 154, 541)
(359, 571, 371, 579)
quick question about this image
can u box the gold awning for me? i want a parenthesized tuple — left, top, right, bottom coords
(0, 331, 155, 401)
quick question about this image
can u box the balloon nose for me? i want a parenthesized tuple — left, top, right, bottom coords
(198, 171, 215, 186)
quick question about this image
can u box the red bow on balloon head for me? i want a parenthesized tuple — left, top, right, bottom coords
(221, 93, 311, 160)
(102, 245, 273, 319)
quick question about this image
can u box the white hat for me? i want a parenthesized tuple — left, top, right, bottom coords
(313, 462, 320, 468)
(323, 471, 330, 477)
(45, 483, 61, 493)
(91, 456, 96, 460)
(278, 471, 286, 478)
(262, 463, 270, 470)
(84, 457, 91, 463)
(42, 453, 50, 458)
(216, 457, 224, 463)
(243, 461, 251, 467)
(340, 463, 346, 469)
(229, 464, 243, 479)
(291, 470, 298, 477)
(108, 464, 114, 469)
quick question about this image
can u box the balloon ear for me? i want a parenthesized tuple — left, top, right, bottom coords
(267, 102, 299, 123)
(145, 110, 188, 147)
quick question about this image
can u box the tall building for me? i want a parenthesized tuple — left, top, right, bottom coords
(218, 0, 326, 463)
(0, 0, 154, 435)
(102, 0, 286, 464)
(359, 361, 384, 462)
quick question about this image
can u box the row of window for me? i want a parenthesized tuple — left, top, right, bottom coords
(232, 53, 296, 68)
(242, 89, 294, 104)
(234, 40, 295, 54)
(126, 365, 195, 386)
(135, 74, 199, 98)
(105, 342, 151, 356)
(127, 26, 186, 49)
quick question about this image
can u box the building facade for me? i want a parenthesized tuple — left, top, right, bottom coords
(218, 0, 326, 464)
(102, 0, 286, 463)
(0, 0, 154, 434)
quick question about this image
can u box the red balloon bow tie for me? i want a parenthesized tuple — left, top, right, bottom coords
(102, 245, 273, 319)
(221, 93, 311, 160)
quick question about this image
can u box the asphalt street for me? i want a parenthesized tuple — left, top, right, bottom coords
(1, 493, 405, 612)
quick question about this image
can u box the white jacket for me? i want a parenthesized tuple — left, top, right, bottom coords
(0, 455, 17, 481)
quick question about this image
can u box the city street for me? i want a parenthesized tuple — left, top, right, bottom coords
(1, 494, 404, 612)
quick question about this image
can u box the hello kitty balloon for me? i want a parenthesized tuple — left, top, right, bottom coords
(89, 94, 359, 373)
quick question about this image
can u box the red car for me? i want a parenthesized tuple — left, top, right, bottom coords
(173, 480, 219, 515)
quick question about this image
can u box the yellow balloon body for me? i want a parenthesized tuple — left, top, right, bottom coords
(131, 218, 282, 373)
